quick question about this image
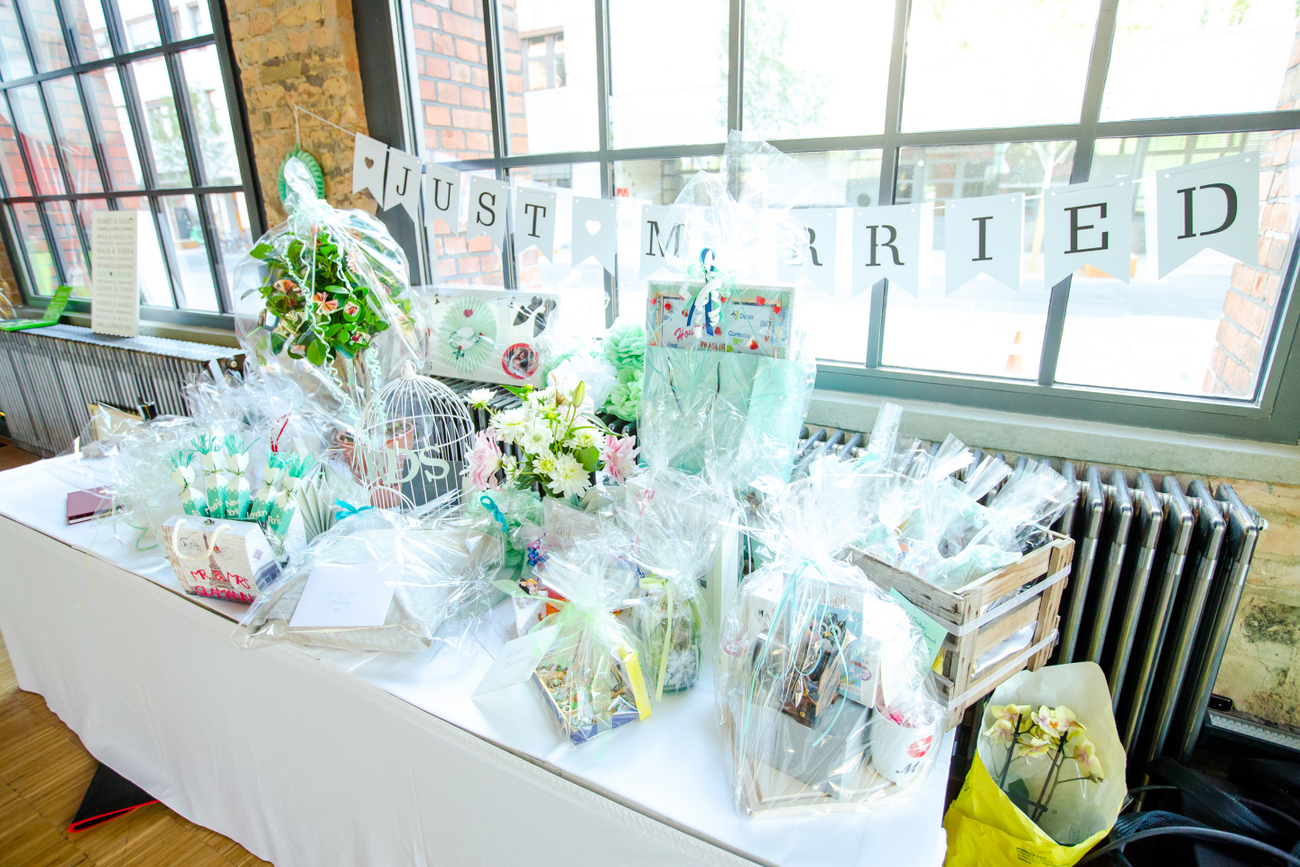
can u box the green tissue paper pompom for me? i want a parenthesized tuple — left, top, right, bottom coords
(603, 322, 646, 372)
(604, 367, 643, 421)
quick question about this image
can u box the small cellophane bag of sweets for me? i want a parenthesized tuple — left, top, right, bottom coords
(234, 493, 503, 653)
(527, 541, 654, 745)
(616, 464, 734, 699)
(718, 457, 944, 816)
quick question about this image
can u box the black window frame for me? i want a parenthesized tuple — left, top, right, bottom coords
(0, 0, 264, 329)
(365, 0, 1300, 443)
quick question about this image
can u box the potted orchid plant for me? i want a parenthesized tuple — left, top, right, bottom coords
(985, 703, 1105, 836)
(463, 380, 639, 503)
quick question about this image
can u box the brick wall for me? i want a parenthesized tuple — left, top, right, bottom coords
(1205, 26, 1300, 396)
(226, 0, 371, 224)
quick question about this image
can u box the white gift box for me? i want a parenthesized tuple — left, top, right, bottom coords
(162, 515, 281, 604)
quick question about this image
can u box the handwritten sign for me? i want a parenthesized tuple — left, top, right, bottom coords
(90, 210, 139, 337)
(290, 563, 400, 628)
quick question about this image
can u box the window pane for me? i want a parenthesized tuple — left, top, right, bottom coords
(608, 0, 727, 149)
(1102, 1, 1299, 121)
(404, 0, 497, 160)
(172, 0, 211, 39)
(203, 191, 250, 299)
(71, 197, 110, 298)
(17, 0, 71, 72)
(42, 76, 103, 194)
(501, 0, 598, 155)
(117, 0, 160, 51)
(0, 96, 33, 195)
(0, 1, 34, 80)
(743, 0, 894, 140)
(880, 141, 1077, 378)
(508, 163, 605, 335)
(1055, 132, 1287, 398)
(180, 45, 240, 185)
(158, 194, 217, 310)
(8, 84, 64, 195)
(10, 202, 56, 294)
(81, 68, 144, 190)
(45, 199, 88, 292)
(120, 195, 174, 307)
(901, 0, 1098, 132)
(60, 0, 112, 62)
(128, 57, 193, 187)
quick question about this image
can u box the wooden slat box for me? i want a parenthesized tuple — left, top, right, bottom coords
(846, 533, 1075, 731)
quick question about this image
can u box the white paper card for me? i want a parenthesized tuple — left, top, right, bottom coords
(1155, 152, 1259, 278)
(467, 175, 509, 248)
(423, 162, 461, 234)
(290, 563, 400, 628)
(514, 186, 557, 260)
(1043, 179, 1135, 288)
(91, 210, 139, 337)
(640, 204, 686, 280)
(945, 193, 1024, 294)
(571, 196, 616, 274)
(852, 203, 923, 296)
(382, 147, 423, 221)
(352, 134, 388, 203)
(473, 625, 558, 697)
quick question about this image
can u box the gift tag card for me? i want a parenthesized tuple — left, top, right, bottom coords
(290, 563, 400, 628)
(888, 588, 949, 668)
(473, 625, 558, 697)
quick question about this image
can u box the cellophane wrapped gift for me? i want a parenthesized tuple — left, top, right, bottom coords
(528, 541, 653, 745)
(234, 494, 504, 652)
(615, 465, 734, 698)
(638, 134, 817, 493)
(718, 457, 944, 816)
(232, 157, 422, 427)
(852, 402, 1077, 590)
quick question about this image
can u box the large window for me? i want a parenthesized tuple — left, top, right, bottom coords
(379, 0, 1300, 441)
(0, 0, 260, 322)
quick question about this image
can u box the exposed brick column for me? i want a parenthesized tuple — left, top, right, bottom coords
(226, 0, 373, 224)
(1205, 25, 1300, 397)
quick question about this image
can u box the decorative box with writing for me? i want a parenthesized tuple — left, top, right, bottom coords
(162, 516, 281, 604)
(646, 280, 792, 359)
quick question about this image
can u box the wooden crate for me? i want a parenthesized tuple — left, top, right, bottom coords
(847, 533, 1075, 731)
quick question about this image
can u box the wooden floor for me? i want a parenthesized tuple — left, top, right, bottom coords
(0, 438, 270, 867)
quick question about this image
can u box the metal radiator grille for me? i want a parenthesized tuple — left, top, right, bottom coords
(0, 325, 243, 457)
(791, 423, 1265, 769)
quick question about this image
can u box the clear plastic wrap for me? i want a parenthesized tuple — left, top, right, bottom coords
(529, 541, 653, 745)
(718, 457, 944, 816)
(616, 465, 734, 697)
(235, 494, 504, 652)
(638, 134, 818, 493)
(232, 158, 421, 425)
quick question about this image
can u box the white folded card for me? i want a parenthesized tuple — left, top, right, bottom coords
(473, 625, 558, 697)
(290, 563, 401, 628)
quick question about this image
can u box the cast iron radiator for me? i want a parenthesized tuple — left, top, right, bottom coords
(0, 325, 243, 457)
(791, 424, 1267, 769)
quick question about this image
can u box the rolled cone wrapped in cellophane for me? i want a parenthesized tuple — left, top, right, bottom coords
(717, 456, 944, 816)
(615, 465, 736, 698)
(234, 491, 504, 653)
(529, 539, 653, 746)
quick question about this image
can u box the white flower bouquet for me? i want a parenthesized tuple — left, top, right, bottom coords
(464, 380, 639, 502)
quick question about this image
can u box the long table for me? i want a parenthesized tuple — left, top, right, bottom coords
(0, 457, 952, 867)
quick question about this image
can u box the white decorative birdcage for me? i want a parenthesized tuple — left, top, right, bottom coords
(355, 361, 475, 509)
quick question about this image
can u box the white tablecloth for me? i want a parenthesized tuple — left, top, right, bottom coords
(0, 458, 951, 867)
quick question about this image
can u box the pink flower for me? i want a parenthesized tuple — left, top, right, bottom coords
(313, 292, 328, 304)
(466, 429, 502, 490)
(600, 434, 639, 483)
(321, 299, 339, 314)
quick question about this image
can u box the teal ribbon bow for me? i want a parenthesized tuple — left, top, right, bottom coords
(684, 248, 733, 333)
(479, 494, 508, 533)
(334, 499, 374, 521)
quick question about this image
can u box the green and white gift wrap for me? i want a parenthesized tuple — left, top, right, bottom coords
(223, 435, 252, 520)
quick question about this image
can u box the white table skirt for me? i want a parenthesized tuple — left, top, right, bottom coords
(0, 458, 951, 867)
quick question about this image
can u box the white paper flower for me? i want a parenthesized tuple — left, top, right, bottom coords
(567, 428, 598, 450)
(518, 420, 555, 454)
(533, 450, 558, 477)
(494, 407, 529, 444)
(548, 351, 617, 410)
(547, 452, 590, 499)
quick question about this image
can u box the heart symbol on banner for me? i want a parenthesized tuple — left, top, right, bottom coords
(585, 220, 601, 236)
(365, 157, 375, 169)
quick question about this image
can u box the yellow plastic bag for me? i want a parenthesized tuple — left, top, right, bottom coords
(943, 755, 1109, 867)
(943, 662, 1125, 867)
